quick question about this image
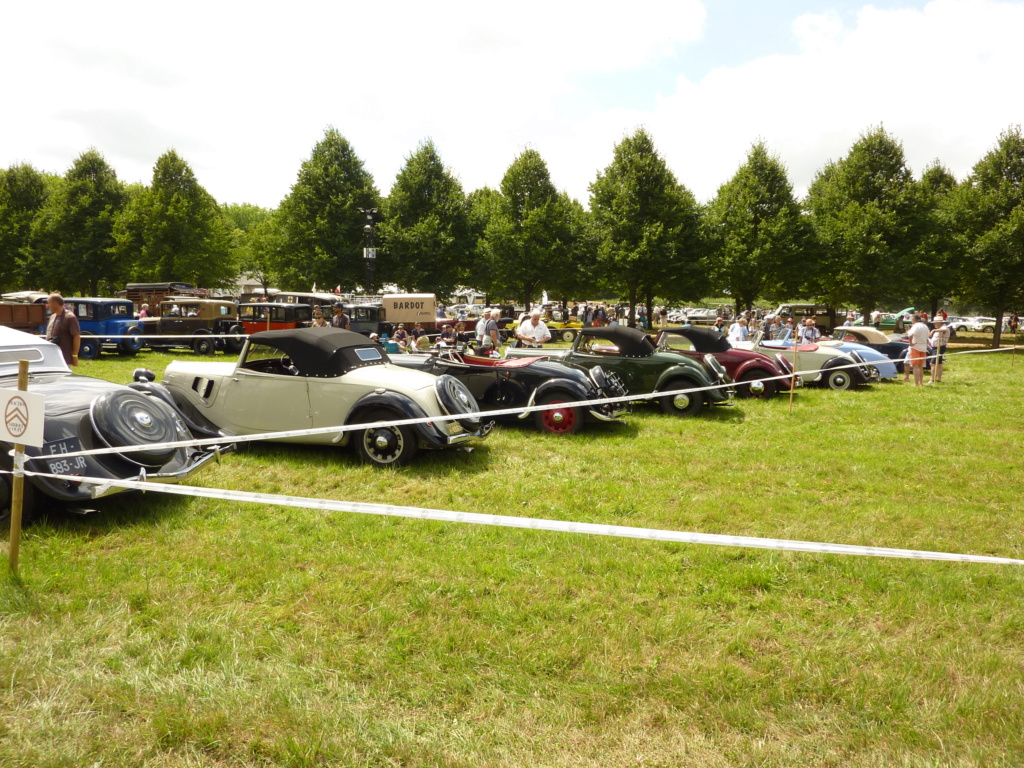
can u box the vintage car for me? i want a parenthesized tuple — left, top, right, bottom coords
(389, 348, 628, 435)
(735, 330, 876, 390)
(652, 326, 796, 399)
(828, 326, 910, 371)
(506, 325, 734, 417)
(139, 297, 244, 355)
(239, 302, 313, 334)
(65, 297, 144, 358)
(157, 328, 489, 467)
(0, 326, 228, 525)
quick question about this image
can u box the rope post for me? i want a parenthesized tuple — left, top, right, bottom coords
(8, 359, 28, 575)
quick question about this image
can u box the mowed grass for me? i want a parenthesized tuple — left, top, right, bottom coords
(2, 339, 1024, 767)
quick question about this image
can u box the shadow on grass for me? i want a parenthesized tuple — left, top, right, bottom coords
(0, 571, 42, 616)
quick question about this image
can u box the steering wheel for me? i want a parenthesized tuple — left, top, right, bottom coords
(280, 355, 298, 375)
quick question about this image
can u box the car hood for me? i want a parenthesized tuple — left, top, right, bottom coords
(348, 362, 439, 392)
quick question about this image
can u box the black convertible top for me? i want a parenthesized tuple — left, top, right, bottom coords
(578, 325, 656, 357)
(249, 327, 388, 377)
(658, 326, 731, 353)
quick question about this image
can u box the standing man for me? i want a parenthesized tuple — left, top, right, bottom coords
(906, 313, 930, 387)
(797, 318, 821, 345)
(45, 293, 81, 366)
(727, 317, 749, 342)
(329, 302, 350, 330)
(516, 309, 551, 348)
(871, 308, 881, 329)
(476, 308, 501, 355)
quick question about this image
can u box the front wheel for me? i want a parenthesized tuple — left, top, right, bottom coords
(738, 370, 776, 399)
(825, 368, 852, 390)
(78, 334, 100, 360)
(658, 379, 704, 417)
(533, 395, 583, 435)
(354, 409, 419, 467)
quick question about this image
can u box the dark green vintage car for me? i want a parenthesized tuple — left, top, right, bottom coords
(505, 325, 734, 417)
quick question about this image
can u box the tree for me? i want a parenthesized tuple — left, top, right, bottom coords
(275, 128, 380, 292)
(476, 150, 580, 309)
(806, 127, 925, 322)
(377, 140, 471, 297)
(949, 126, 1024, 346)
(0, 164, 53, 292)
(704, 142, 808, 314)
(114, 151, 235, 288)
(911, 162, 960, 317)
(29, 150, 126, 295)
(589, 129, 703, 326)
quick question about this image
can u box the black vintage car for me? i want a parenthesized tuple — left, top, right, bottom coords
(0, 327, 230, 524)
(389, 348, 628, 435)
(506, 325, 734, 417)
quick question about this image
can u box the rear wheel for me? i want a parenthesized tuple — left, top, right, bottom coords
(533, 395, 583, 435)
(658, 378, 704, 417)
(353, 409, 419, 467)
(192, 335, 215, 355)
(560, 329, 577, 343)
(78, 334, 100, 360)
(738, 370, 776, 399)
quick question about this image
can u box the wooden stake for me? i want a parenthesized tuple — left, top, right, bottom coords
(8, 359, 28, 575)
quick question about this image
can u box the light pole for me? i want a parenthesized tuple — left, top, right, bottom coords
(359, 207, 378, 293)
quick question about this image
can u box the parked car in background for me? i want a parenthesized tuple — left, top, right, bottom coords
(0, 326, 229, 525)
(63, 298, 143, 358)
(158, 328, 489, 466)
(970, 317, 998, 333)
(139, 298, 244, 355)
(506, 325, 734, 417)
(735, 330, 876, 390)
(239, 302, 313, 334)
(828, 326, 910, 372)
(652, 326, 795, 399)
(0, 301, 46, 334)
(390, 347, 628, 434)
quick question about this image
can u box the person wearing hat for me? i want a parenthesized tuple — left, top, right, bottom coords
(329, 302, 349, 330)
(929, 317, 949, 384)
(409, 321, 428, 350)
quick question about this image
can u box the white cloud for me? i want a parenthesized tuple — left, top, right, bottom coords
(0, 0, 1020, 211)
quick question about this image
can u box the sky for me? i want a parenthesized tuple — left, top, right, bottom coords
(2, 0, 1022, 210)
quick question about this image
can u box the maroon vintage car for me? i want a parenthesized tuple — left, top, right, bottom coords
(653, 326, 797, 399)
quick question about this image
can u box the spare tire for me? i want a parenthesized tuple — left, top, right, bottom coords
(434, 374, 482, 432)
(89, 389, 186, 467)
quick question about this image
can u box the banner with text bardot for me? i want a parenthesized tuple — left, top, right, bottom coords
(2, 390, 45, 448)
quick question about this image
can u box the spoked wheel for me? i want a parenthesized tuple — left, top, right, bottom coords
(353, 409, 419, 467)
(533, 395, 583, 435)
(738, 370, 777, 399)
(658, 379, 704, 417)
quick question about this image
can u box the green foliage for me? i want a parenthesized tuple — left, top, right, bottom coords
(950, 125, 1024, 343)
(275, 127, 380, 292)
(911, 162, 960, 315)
(475, 150, 583, 308)
(590, 128, 704, 320)
(704, 142, 808, 313)
(27, 150, 126, 295)
(377, 140, 471, 297)
(114, 151, 236, 288)
(806, 127, 925, 319)
(0, 163, 53, 292)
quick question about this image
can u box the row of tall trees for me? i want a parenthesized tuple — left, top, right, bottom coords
(2, 125, 1022, 343)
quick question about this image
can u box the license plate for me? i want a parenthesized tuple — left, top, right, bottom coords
(446, 420, 464, 435)
(42, 436, 89, 475)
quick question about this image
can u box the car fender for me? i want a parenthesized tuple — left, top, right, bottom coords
(532, 377, 592, 404)
(733, 359, 779, 381)
(346, 392, 450, 448)
(654, 363, 712, 392)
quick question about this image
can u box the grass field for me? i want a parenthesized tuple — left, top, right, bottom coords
(2, 338, 1024, 767)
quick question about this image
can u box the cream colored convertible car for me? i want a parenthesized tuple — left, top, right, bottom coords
(152, 328, 489, 466)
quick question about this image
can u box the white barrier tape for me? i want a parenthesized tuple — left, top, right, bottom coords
(9, 467, 1023, 566)
(22, 343, 1021, 463)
